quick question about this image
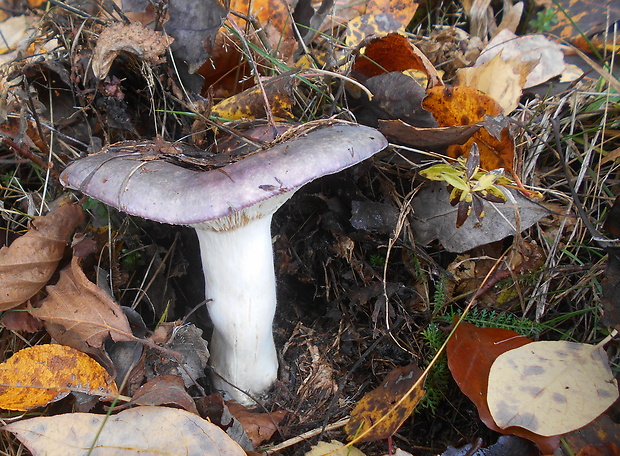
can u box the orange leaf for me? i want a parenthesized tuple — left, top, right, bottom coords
(446, 321, 560, 453)
(422, 86, 514, 171)
(345, 364, 425, 443)
(353, 33, 442, 87)
(0, 344, 117, 411)
(0, 203, 84, 311)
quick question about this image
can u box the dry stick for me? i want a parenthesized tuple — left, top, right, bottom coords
(226, 14, 278, 134)
(263, 417, 350, 454)
(2, 137, 56, 179)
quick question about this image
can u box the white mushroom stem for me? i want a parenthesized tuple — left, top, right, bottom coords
(194, 193, 293, 404)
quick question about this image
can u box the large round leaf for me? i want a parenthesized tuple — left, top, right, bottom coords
(487, 341, 619, 436)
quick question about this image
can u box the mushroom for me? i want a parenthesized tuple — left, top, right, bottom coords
(60, 122, 388, 404)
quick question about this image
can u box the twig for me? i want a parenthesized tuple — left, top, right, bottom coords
(2, 137, 57, 179)
(47, 0, 106, 24)
(262, 417, 350, 454)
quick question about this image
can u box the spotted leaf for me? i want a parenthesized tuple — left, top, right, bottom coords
(487, 340, 619, 437)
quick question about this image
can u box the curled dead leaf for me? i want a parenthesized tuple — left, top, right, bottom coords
(0, 203, 84, 311)
(91, 22, 174, 80)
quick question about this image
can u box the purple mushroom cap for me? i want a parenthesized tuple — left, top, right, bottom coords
(60, 123, 388, 225)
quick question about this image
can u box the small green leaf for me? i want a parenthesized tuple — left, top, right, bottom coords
(441, 173, 469, 191)
(420, 164, 461, 181)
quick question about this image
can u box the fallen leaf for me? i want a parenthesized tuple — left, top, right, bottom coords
(576, 443, 620, 456)
(446, 321, 560, 453)
(1, 307, 43, 332)
(441, 435, 538, 456)
(0, 344, 117, 411)
(457, 52, 537, 114)
(563, 414, 620, 455)
(91, 21, 174, 80)
(306, 440, 366, 456)
(350, 200, 399, 233)
(122, 0, 228, 73)
(357, 72, 437, 128)
(145, 323, 210, 388)
(227, 401, 287, 448)
(0, 203, 84, 311)
(475, 29, 565, 88)
(353, 34, 441, 86)
(212, 72, 297, 120)
(365, 0, 418, 28)
(30, 257, 135, 350)
(345, 14, 404, 48)
(422, 85, 514, 172)
(196, 394, 253, 451)
(378, 119, 482, 149)
(487, 340, 619, 436)
(0, 15, 34, 54)
(345, 364, 425, 443)
(4, 406, 246, 456)
(129, 374, 198, 415)
(411, 182, 548, 252)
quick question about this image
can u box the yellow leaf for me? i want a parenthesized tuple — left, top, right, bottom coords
(0, 344, 117, 411)
(345, 14, 405, 48)
(345, 364, 425, 442)
(457, 52, 536, 114)
(212, 73, 296, 121)
(305, 440, 366, 456)
(487, 340, 619, 436)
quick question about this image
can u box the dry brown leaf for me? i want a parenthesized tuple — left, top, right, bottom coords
(4, 406, 246, 456)
(227, 401, 287, 448)
(0, 344, 117, 411)
(30, 257, 135, 350)
(91, 21, 174, 80)
(457, 52, 536, 114)
(378, 119, 482, 149)
(130, 374, 199, 415)
(345, 364, 425, 443)
(0, 203, 84, 311)
(0, 307, 42, 332)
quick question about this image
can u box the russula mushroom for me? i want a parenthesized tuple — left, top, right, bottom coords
(60, 122, 388, 404)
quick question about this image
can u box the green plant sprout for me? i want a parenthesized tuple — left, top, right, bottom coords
(419, 143, 510, 227)
(419, 323, 450, 412)
(529, 8, 558, 33)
